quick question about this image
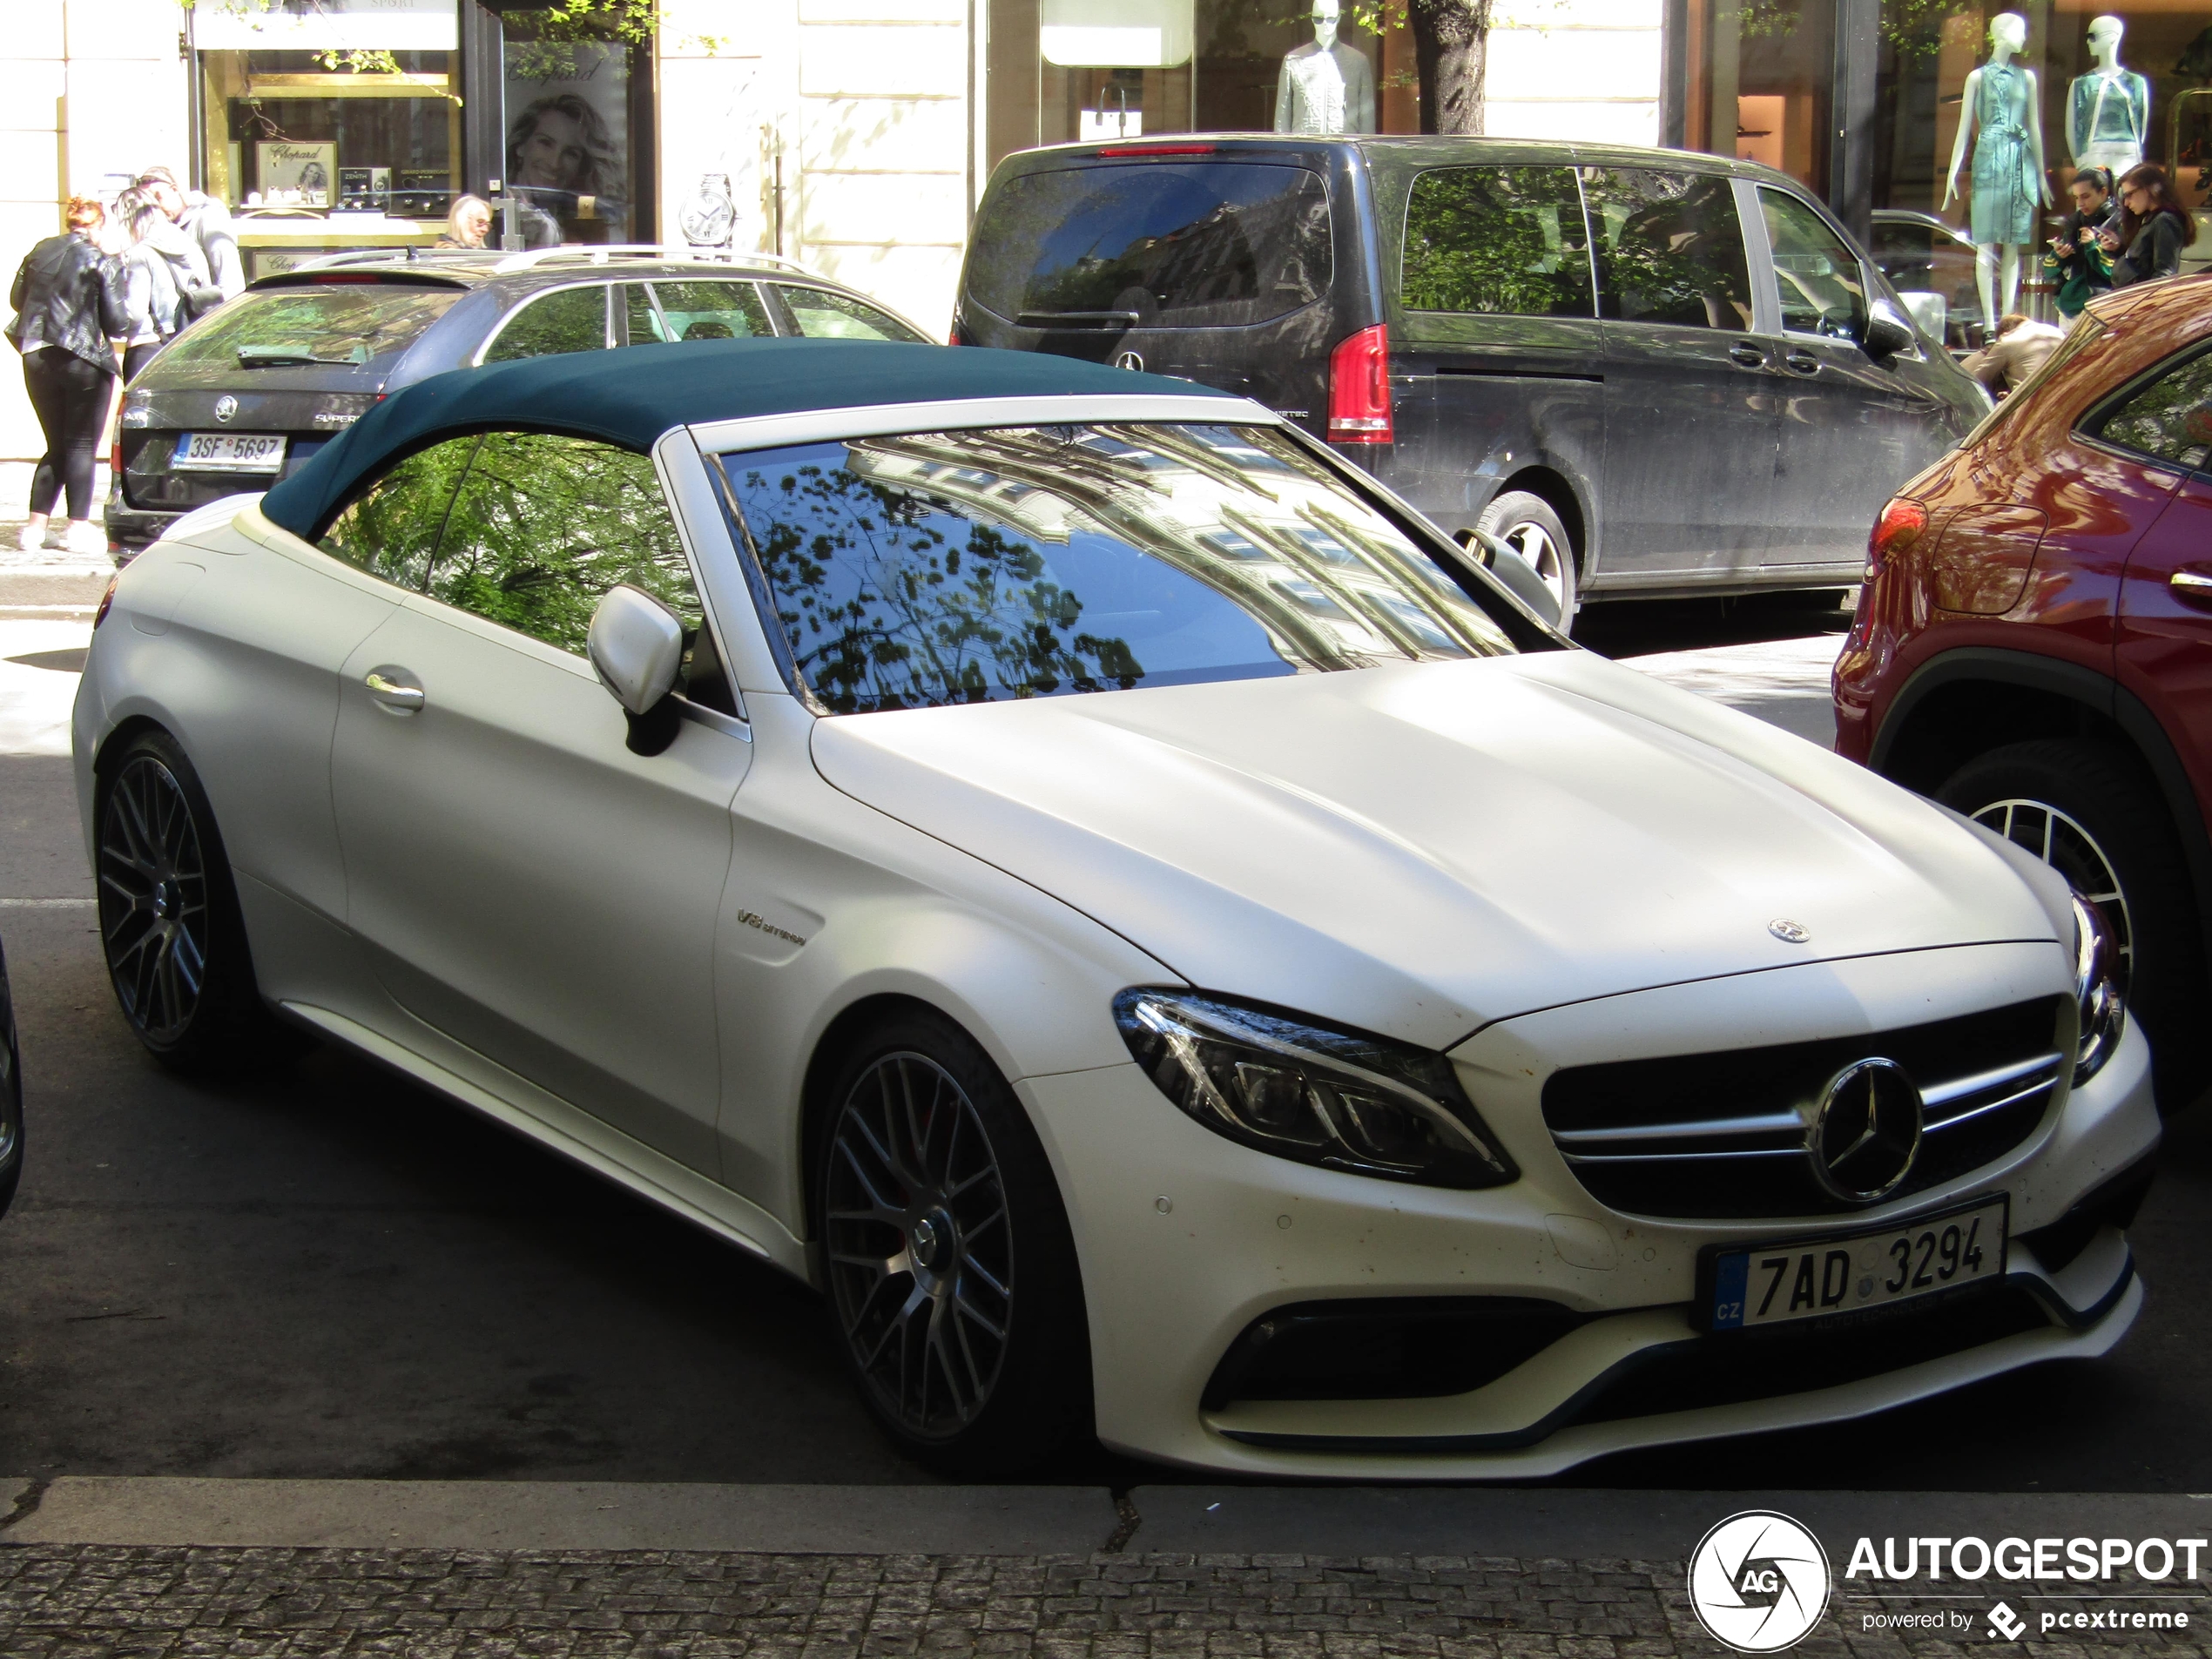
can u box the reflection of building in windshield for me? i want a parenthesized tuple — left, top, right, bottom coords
(1041, 187, 1328, 320)
(842, 426, 1496, 671)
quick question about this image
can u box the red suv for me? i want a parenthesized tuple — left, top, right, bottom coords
(1836, 274, 2212, 1109)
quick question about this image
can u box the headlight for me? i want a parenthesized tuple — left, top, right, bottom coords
(1112, 988, 1518, 1189)
(2071, 893, 2126, 1086)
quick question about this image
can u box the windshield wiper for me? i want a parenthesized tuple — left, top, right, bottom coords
(236, 344, 371, 368)
(1015, 309, 1142, 330)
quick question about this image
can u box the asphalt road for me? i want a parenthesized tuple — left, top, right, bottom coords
(6, 596, 2211, 1493)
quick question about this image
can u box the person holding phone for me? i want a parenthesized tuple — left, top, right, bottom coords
(2046, 166, 2118, 318)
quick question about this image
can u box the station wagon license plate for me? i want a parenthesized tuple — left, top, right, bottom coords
(1708, 1197, 2007, 1330)
(172, 432, 286, 472)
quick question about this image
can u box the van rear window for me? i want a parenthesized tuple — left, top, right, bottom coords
(968, 163, 1331, 330)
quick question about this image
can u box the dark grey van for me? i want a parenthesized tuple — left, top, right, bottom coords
(954, 137, 1989, 623)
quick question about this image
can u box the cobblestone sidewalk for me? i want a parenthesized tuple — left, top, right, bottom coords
(3, 1546, 2207, 1659)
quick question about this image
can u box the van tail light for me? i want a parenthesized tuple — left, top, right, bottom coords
(94, 575, 118, 630)
(949, 315, 970, 347)
(111, 438, 123, 478)
(1328, 325, 1393, 443)
(1866, 496, 1927, 579)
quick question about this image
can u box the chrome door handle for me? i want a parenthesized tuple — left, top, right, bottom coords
(364, 667, 425, 713)
(1785, 351, 1820, 374)
(1728, 343, 1765, 368)
(2171, 570, 2212, 607)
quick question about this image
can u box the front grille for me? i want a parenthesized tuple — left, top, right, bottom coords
(1542, 996, 2067, 1219)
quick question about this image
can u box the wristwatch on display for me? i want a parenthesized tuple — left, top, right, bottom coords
(679, 172, 737, 248)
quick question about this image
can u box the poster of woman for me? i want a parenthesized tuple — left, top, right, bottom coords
(504, 37, 631, 243)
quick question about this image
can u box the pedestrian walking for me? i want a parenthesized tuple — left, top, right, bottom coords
(1960, 312, 2066, 395)
(7, 196, 129, 555)
(2101, 163, 2195, 287)
(2045, 166, 2118, 319)
(117, 190, 209, 381)
(132, 165, 243, 305)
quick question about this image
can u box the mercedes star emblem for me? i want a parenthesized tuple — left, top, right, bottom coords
(213, 395, 239, 424)
(1114, 350, 1144, 373)
(1768, 918, 1811, 943)
(1808, 1056, 1924, 1202)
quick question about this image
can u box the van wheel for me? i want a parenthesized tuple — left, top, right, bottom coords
(1938, 738, 2209, 1109)
(1476, 491, 1578, 629)
(816, 1008, 1092, 1475)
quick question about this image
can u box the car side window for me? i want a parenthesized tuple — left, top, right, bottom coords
(2092, 346, 2212, 470)
(482, 286, 609, 361)
(1400, 166, 1593, 319)
(772, 286, 927, 341)
(315, 436, 479, 588)
(654, 280, 773, 341)
(1760, 189, 1870, 342)
(425, 432, 733, 709)
(1581, 168, 1752, 332)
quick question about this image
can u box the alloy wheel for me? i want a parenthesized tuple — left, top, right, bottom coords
(98, 754, 211, 1045)
(1498, 519, 1569, 618)
(824, 1051, 1013, 1439)
(1971, 797, 2134, 995)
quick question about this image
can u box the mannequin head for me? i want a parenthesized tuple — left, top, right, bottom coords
(2087, 14, 2126, 64)
(1989, 11, 2027, 57)
(1312, 0, 1340, 50)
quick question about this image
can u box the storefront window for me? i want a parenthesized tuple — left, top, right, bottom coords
(1681, 0, 1837, 195)
(990, 0, 1421, 167)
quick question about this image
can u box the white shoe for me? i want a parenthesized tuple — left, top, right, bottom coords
(64, 521, 109, 557)
(15, 523, 38, 553)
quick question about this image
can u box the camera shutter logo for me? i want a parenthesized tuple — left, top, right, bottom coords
(1689, 1511, 1831, 1652)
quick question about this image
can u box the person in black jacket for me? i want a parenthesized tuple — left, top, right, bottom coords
(2102, 164, 2196, 288)
(8, 197, 128, 555)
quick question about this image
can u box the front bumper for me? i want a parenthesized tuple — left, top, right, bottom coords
(1024, 941, 2157, 1478)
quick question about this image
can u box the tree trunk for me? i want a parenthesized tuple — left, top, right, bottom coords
(1411, 0, 1494, 135)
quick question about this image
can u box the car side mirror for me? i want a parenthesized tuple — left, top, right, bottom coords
(1454, 527, 1564, 631)
(588, 583, 685, 756)
(1864, 299, 1917, 360)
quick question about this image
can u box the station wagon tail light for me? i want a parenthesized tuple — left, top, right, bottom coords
(1866, 496, 1927, 578)
(1328, 324, 1393, 443)
(94, 575, 118, 630)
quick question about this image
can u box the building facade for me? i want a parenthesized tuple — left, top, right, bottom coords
(9, 0, 2208, 458)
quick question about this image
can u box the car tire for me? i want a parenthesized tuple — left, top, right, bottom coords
(94, 730, 301, 1073)
(0, 935, 20, 1222)
(1938, 738, 2209, 1109)
(1475, 491, 1579, 631)
(815, 1007, 1092, 1475)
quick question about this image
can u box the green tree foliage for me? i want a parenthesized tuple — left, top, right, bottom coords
(1400, 165, 1592, 316)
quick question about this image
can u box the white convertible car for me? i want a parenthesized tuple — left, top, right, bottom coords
(74, 337, 2158, 1477)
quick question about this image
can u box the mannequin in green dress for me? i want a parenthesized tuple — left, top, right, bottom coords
(1943, 12, 2053, 334)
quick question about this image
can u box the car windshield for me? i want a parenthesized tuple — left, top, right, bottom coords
(163, 284, 463, 373)
(715, 421, 1519, 715)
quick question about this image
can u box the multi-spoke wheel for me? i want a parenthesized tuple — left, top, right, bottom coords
(99, 751, 212, 1045)
(93, 730, 291, 1070)
(816, 1011, 1089, 1473)
(1939, 738, 2206, 1109)
(1475, 490, 1578, 631)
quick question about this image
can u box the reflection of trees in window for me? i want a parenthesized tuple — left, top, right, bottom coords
(1401, 166, 1592, 317)
(2101, 352, 2212, 467)
(318, 435, 478, 587)
(1583, 169, 1752, 332)
(428, 433, 699, 656)
(720, 424, 1515, 716)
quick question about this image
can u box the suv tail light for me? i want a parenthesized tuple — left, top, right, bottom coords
(1867, 496, 1927, 578)
(1328, 325, 1393, 443)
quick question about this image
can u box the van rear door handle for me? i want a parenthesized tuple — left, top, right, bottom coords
(1728, 343, 1766, 368)
(364, 666, 425, 713)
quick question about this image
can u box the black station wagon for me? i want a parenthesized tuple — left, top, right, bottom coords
(109, 249, 929, 552)
(954, 136, 1989, 625)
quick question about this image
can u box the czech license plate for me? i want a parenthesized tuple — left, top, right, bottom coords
(1709, 1197, 2007, 1330)
(172, 432, 286, 473)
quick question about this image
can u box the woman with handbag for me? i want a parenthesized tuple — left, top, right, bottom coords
(117, 191, 210, 382)
(8, 196, 129, 555)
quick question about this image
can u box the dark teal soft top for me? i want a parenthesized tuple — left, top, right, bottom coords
(258, 337, 1234, 542)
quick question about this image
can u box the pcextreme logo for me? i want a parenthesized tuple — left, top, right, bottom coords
(1689, 1514, 2208, 1650)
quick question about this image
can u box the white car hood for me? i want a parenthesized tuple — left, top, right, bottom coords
(808, 651, 2059, 1051)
